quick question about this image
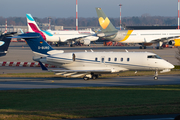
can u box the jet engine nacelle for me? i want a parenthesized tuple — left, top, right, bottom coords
(81, 39, 91, 45)
(169, 39, 180, 46)
(46, 53, 74, 64)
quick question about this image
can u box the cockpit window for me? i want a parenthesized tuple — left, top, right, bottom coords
(147, 55, 162, 59)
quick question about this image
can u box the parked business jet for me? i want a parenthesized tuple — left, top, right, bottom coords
(0, 32, 17, 57)
(96, 8, 180, 49)
(12, 32, 174, 80)
(26, 14, 99, 46)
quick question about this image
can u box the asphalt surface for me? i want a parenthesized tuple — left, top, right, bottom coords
(0, 74, 180, 90)
(67, 114, 180, 120)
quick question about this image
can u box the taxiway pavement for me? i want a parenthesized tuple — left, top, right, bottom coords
(0, 75, 179, 90)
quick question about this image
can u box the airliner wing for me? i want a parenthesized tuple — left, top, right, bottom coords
(64, 34, 96, 42)
(150, 36, 180, 43)
(97, 31, 117, 38)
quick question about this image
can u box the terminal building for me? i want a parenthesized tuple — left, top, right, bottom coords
(0, 23, 64, 33)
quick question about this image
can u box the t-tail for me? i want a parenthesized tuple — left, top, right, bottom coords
(15, 33, 54, 56)
(0, 32, 17, 57)
(96, 8, 118, 33)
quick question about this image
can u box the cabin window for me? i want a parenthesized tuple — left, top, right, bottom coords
(127, 58, 130, 62)
(101, 58, 105, 63)
(121, 58, 123, 62)
(147, 55, 162, 59)
(114, 58, 117, 61)
(108, 58, 111, 61)
(95, 58, 98, 61)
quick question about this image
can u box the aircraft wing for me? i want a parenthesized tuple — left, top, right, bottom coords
(64, 34, 97, 42)
(51, 69, 112, 78)
(38, 62, 125, 78)
(96, 31, 117, 38)
(149, 36, 180, 43)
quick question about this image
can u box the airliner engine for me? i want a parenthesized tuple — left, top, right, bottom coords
(169, 39, 180, 46)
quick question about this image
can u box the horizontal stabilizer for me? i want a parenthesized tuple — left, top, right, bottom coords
(4, 32, 17, 36)
(9, 33, 40, 39)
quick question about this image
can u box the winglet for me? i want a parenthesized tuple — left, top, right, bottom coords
(39, 61, 48, 71)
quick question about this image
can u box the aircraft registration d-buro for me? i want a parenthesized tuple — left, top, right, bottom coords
(0, 32, 17, 57)
(26, 14, 99, 47)
(96, 8, 180, 49)
(12, 33, 174, 80)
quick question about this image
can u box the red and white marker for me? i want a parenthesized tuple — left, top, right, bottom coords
(0, 61, 56, 68)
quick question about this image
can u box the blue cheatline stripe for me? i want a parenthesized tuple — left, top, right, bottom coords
(42, 31, 53, 36)
(26, 14, 35, 21)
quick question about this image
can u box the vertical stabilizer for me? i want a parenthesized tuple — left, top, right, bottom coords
(26, 14, 41, 32)
(96, 8, 118, 33)
(16, 33, 54, 55)
(0, 32, 17, 57)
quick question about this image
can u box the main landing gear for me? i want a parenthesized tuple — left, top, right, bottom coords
(83, 74, 99, 80)
(139, 46, 146, 49)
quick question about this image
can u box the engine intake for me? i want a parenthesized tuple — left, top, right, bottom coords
(169, 39, 180, 46)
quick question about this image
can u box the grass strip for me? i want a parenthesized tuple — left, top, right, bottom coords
(0, 85, 180, 119)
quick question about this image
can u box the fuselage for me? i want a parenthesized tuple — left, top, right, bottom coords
(104, 29, 180, 44)
(39, 52, 174, 72)
(44, 30, 98, 42)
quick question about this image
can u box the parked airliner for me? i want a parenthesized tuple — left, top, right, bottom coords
(12, 32, 174, 80)
(0, 32, 17, 57)
(96, 8, 180, 49)
(26, 14, 99, 46)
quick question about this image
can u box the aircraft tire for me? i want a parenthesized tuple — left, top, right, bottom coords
(92, 75, 98, 80)
(83, 77, 89, 81)
(154, 76, 158, 80)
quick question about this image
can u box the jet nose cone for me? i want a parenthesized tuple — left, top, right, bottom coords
(168, 63, 174, 69)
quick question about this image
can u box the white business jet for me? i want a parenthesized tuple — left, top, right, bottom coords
(13, 33, 174, 80)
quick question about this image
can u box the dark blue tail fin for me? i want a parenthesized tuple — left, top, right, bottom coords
(16, 33, 54, 55)
(0, 32, 17, 57)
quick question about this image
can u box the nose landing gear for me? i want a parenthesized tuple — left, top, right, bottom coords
(154, 70, 158, 80)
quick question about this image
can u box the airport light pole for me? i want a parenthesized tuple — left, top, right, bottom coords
(48, 17, 52, 30)
(76, 0, 78, 30)
(119, 4, 122, 30)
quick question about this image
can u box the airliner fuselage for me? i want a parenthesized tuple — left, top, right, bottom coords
(108, 30, 180, 45)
